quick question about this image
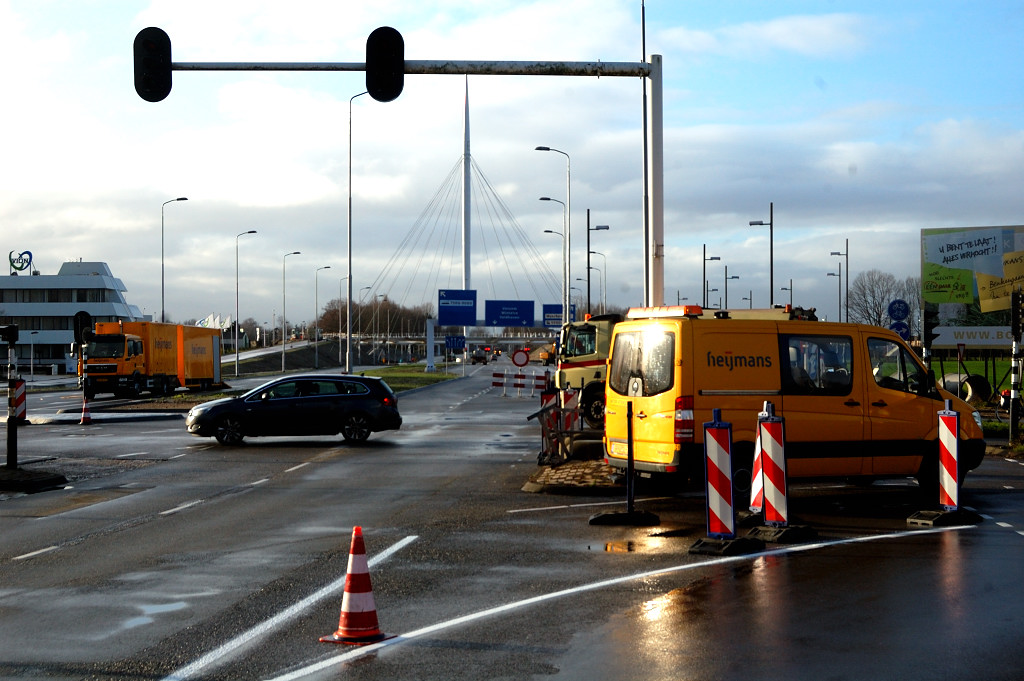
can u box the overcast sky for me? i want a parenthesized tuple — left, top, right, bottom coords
(2, 0, 1022, 327)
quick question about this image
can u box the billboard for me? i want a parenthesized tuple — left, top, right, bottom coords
(921, 225, 1024, 348)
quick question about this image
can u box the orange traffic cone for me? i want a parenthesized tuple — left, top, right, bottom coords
(320, 526, 392, 645)
(79, 395, 92, 425)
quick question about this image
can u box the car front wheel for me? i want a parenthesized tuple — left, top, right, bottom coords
(341, 413, 372, 442)
(215, 415, 245, 445)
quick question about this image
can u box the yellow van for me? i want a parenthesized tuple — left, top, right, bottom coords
(603, 305, 985, 494)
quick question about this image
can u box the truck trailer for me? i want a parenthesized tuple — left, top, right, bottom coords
(81, 321, 224, 398)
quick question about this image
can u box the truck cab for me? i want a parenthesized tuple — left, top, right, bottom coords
(555, 313, 622, 428)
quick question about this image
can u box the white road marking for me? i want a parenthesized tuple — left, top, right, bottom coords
(264, 525, 978, 681)
(13, 545, 58, 561)
(161, 534, 418, 681)
(285, 463, 310, 473)
(507, 497, 674, 513)
(159, 500, 203, 516)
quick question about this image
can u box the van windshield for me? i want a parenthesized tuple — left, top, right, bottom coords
(608, 329, 675, 396)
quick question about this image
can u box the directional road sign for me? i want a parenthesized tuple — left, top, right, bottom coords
(438, 289, 477, 326)
(485, 300, 534, 327)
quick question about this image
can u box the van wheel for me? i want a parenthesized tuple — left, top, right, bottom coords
(731, 447, 755, 498)
(915, 449, 941, 501)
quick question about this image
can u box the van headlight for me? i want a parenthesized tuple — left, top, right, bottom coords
(972, 410, 983, 430)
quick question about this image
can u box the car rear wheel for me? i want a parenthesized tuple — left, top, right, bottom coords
(341, 413, 372, 442)
(215, 415, 245, 445)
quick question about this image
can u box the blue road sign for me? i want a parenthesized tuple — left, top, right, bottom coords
(438, 289, 477, 326)
(889, 321, 911, 341)
(542, 304, 563, 329)
(484, 300, 534, 327)
(888, 299, 910, 322)
(445, 335, 466, 350)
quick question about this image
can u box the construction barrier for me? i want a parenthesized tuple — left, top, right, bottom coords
(320, 526, 391, 646)
(758, 401, 788, 527)
(11, 379, 26, 422)
(491, 370, 550, 397)
(938, 400, 960, 511)
(703, 408, 736, 539)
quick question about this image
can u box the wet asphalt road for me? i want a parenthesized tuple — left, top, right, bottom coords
(0, 362, 1023, 680)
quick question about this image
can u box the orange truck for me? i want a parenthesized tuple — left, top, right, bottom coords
(80, 321, 224, 398)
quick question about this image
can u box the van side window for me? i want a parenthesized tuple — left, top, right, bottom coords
(780, 335, 853, 396)
(608, 329, 675, 396)
(868, 338, 928, 393)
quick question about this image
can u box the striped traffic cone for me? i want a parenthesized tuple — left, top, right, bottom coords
(79, 395, 92, 425)
(320, 526, 391, 645)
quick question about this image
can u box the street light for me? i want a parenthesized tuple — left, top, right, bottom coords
(781, 278, 794, 307)
(314, 265, 331, 370)
(585, 213, 609, 315)
(540, 197, 568, 323)
(703, 245, 720, 308)
(234, 230, 257, 377)
(742, 291, 753, 309)
(590, 250, 607, 314)
(827, 263, 842, 322)
(160, 197, 187, 323)
(706, 284, 719, 309)
(536, 145, 571, 318)
(282, 251, 300, 372)
(338, 276, 348, 366)
(29, 331, 38, 380)
(749, 201, 774, 306)
(724, 265, 739, 309)
(347, 90, 368, 374)
(831, 239, 849, 322)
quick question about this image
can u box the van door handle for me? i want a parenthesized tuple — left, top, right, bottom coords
(635, 412, 648, 420)
(872, 400, 887, 407)
(844, 399, 860, 407)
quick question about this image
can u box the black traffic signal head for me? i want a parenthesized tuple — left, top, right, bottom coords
(134, 27, 173, 102)
(0, 325, 18, 344)
(1013, 288, 1023, 341)
(923, 304, 941, 348)
(366, 26, 404, 102)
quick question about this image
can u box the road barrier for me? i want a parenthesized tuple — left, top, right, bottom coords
(938, 401, 960, 511)
(79, 394, 92, 425)
(491, 369, 550, 397)
(320, 526, 392, 646)
(759, 402, 788, 527)
(702, 408, 736, 539)
(11, 380, 26, 422)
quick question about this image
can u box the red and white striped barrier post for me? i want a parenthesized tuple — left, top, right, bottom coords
(491, 370, 507, 397)
(749, 402, 771, 513)
(759, 401, 788, 527)
(938, 400, 960, 511)
(12, 379, 26, 423)
(703, 408, 735, 539)
(513, 372, 526, 397)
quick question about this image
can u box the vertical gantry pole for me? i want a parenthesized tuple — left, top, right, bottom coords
(646, 54, 664, 307)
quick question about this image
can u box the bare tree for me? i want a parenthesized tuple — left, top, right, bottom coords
(848, 269, 904, 327)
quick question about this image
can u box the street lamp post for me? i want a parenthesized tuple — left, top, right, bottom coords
(781, 278, 794, 307)
(541, 203, 567, 323)
(282, 251, 300, 372)
(234, 230, 257, 377)
(703, 245, 720, 308)
(724, 265, 739, 309)
(29, 331, 38, 380)
(314, 265, 331, 370)
(590, 250, 607, 314)
(347, 90, 368, 374)
(584, 212, 609, 316)
(749, 202, 774, 306)
(160, 197, 187, 323)
(831, 239, 849, 322)
(742, 291, 753, 309)
(537, 146, 571, 319)
(706, 284, 718, 309)
(827, 263, 842, 322)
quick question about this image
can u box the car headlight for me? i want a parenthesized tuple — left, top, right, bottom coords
(188, 406, 208, 419)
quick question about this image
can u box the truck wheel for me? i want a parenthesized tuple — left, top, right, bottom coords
(215, 415, 245, 445)
(581, 385, 605, 429)
(341, 413, 371, 442)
